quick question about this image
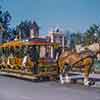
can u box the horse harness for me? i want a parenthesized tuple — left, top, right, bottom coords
(68, 51, 94, 69)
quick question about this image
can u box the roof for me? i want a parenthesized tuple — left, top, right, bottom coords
(29, 37, 49, 45)
(0, 38, 60, 48)
(29, 37, 48, 42)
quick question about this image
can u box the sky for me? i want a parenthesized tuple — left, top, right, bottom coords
(0, 0, 100, 35)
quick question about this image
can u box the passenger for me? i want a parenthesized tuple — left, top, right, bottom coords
(22, 53, 28, 71)
(28, 46, 39, 74)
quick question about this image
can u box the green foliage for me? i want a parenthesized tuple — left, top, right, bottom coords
(75, 32, 82, 44)
(83, 24, 100, 45)
(0, 7, 12, 42)
(16, 20, 39, 39)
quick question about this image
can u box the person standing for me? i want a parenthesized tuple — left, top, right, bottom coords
(29, 46, 39, 74)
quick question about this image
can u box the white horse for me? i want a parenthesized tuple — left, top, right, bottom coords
(76, 43, 100, 59)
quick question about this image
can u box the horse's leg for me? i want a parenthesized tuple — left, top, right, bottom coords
(83, 58, 95, 86)
(59, 73, 64, 84)
(83, 64, 95, 86)
(58, 61, 65, 84)
(64, 64, 71, 83)
(64, 74, 71, 83)
(83, 65, 90, 86)
(58, 59, 70, 84)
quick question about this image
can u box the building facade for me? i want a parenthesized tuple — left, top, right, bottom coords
(48, 28, 65, 58)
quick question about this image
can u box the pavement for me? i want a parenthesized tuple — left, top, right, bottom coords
(0, 74, 100, 100)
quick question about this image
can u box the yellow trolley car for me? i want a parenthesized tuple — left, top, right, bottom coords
(0, 38, 59, 80)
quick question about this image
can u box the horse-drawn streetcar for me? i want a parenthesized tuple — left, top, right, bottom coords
(0, 39, 98, 86)
(0, 38, 58, 80)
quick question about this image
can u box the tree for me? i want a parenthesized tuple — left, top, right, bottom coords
(16, 20, 39, 39)
(0, 7, 12, 42)
(74, 32, 82, 44)
(69, 33, 76, 49)
(83, 24, 100, 45)
(7, 28, 17, 41)
(64, 30, 71, 47)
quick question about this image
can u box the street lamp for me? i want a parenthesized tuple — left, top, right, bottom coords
(94, 33, 98, 43)
(94, 33, 97, 37)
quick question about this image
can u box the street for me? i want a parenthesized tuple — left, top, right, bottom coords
(0, 75, 100, 100)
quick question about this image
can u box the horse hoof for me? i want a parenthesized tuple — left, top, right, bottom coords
(60, 80, 64, 84)
(89, 81, 95, 86)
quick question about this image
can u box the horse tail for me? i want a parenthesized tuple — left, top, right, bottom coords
(56, 47, 62, 75)
(55, 47, 62, 63)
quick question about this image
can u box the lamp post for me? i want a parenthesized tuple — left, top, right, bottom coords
(94, 33, 97, 43)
